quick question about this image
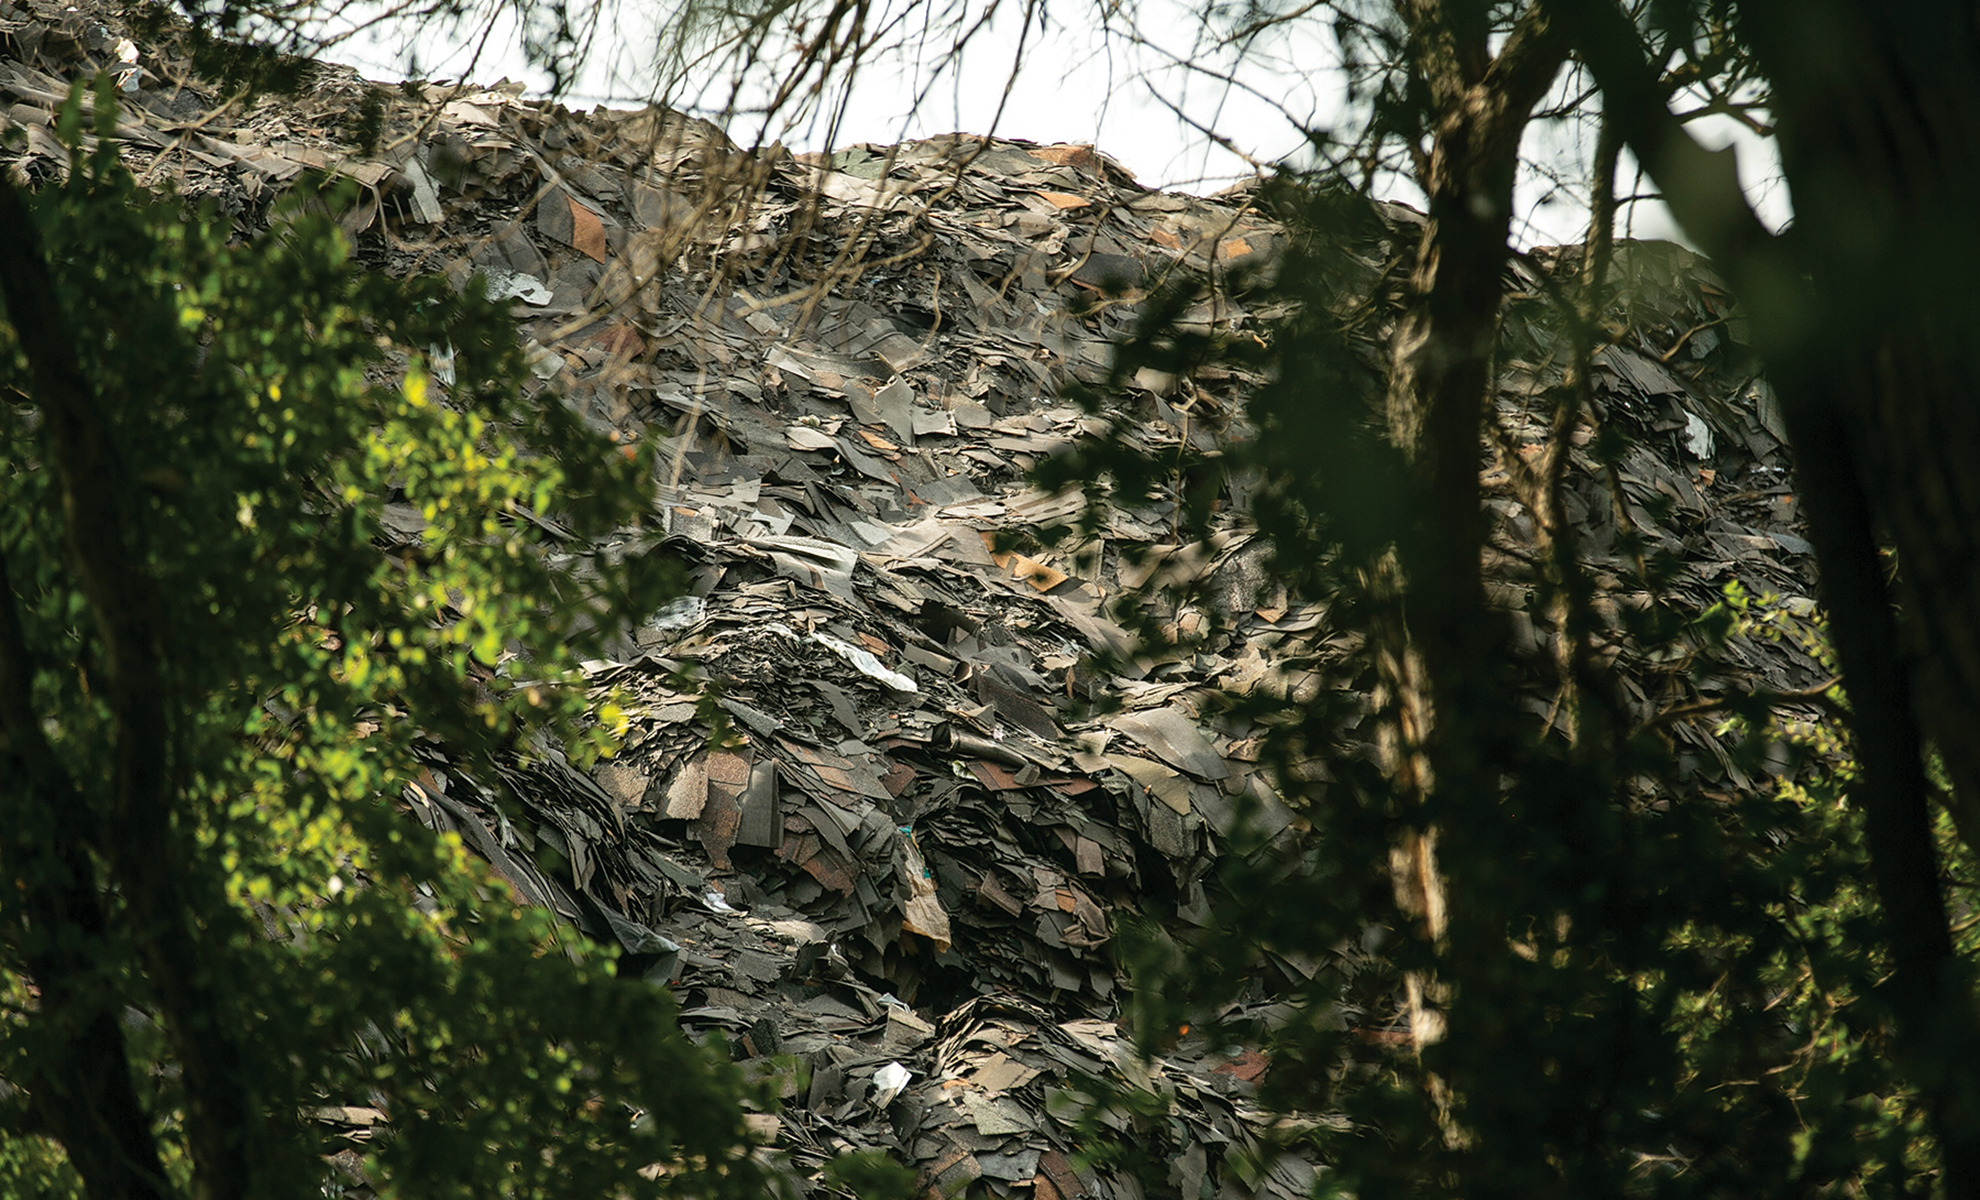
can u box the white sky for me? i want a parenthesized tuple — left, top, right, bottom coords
(307, 0, 1789, 250)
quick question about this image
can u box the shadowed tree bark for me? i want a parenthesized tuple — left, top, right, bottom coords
(0, 544, 172, 1200)
(0, 176, 256, 1200)
(1373, 1, 1568, 1117)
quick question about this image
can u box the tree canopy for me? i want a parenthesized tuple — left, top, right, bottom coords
(0, 88, 787, 1199)
(9, 0, 1980, 1197)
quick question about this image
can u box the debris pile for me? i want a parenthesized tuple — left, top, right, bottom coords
(3, 3, 1832, 1195)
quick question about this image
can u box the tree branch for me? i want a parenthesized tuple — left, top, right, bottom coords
(1548, 0, 1779, 274)
(1487, 1, 1566, 107)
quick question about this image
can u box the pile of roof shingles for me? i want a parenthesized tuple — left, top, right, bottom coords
(2, 4, 1833, 1196)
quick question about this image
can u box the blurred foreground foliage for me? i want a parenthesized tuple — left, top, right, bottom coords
(1039, 178, 1980, 1197)
(0, 84, 779, 1199)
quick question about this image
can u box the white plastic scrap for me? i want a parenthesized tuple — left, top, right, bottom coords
(810, 631, 918, 692)
(872, 1062, 912, 1107)
(113, 38, 139, 91)
(1683, 410, 1714, 459)
(764, 622, 917, 691)
(647, 595, 708, 633)
(427, 343, 456, 387)
(483, 268, 554, 307)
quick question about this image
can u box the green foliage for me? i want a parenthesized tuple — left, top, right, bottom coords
(1044, 180, 1955, 1196)
(0, 1132, 84, 1199)
(816, 1149, 918, 1198)
(0, 102, 762, 1196)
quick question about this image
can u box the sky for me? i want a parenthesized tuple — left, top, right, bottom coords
(306, 0, 1790, 250)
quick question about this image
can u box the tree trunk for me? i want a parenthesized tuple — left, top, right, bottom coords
(1741, 3, 1980, 1178)
(1740, 0, 1980, 842)
(0, 550, 172, 1200)
(1385, 0, 1570, 784)
(0, 175, 256, 1200)
(1379, 0, 1566, 1097)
